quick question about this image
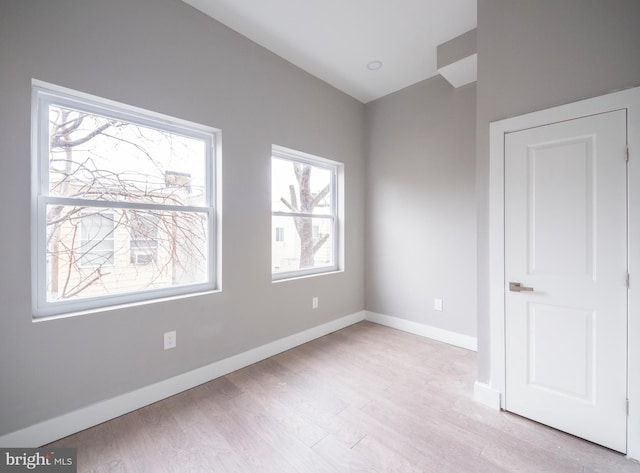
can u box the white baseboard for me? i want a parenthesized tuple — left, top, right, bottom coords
(0, 311, 365, 447)
(364, 311, 477, 351)
(473, 381, 502, 410)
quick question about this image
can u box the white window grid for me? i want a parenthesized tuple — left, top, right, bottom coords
(32, 80, 219, 317)
(271, 146, 340, 280)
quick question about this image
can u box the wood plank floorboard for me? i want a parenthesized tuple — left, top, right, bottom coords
(47, 321, 640, 472)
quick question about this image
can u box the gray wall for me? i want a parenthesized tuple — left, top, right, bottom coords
(0, 0, 365, 436)
(476, 0, 640, 381)
(365, 76, 477, 337)
(437, 28, 477, 69)
(7, 0, 637, 440)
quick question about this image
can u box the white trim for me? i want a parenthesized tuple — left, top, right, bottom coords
(474, 381, 501, 410)
(272, 144, 338, 169)
(0, 311, 365, 447)
(364, 311, 477, 351)
(489, 85, 640, 460)
(31, 79, 216, 135)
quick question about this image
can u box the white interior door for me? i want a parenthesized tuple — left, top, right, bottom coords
(504, 109, 628, 453)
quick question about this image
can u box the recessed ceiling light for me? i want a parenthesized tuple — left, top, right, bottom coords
(367, 60, 383, 71)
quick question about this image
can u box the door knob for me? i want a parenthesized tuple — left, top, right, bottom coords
(509, 282, 534, 292)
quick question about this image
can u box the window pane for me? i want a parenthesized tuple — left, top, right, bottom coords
(272, 215, 334, 273)
(79, 210, 115, 267)
(48, 105, 207, 206)
(129, 211, 159, 265)
(46, 204, 209, 302)
(271, 157, 332, 215)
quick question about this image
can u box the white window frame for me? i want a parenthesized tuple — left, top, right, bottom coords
(31, 80, 220, 318)
(271, 145, 341, 281)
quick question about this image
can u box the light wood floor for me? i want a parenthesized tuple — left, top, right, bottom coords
(48, 321, 640, 472)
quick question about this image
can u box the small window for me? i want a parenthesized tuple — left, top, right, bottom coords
(129, 211, 159, 265)
(79, 210, 115, 268)
(271, 146, 340, 279)
(32, 81, 219, 317)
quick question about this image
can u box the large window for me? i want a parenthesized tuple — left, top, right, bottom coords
(272, 146, 340, 279)
(32, 81, 218, 317)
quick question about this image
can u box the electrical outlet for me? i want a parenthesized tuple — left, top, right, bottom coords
(164, 330, 176, 350)
(434, 298, 443, 312)
(312, 297, 319, 309)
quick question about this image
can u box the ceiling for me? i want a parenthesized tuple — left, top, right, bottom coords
(181, 0, 477, 103)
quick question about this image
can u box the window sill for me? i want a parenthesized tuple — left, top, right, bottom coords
(32, 288, 221, 323)
(272, 268, 343, 284)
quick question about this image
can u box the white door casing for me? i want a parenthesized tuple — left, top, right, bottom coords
(486, 85, 640, 461)
(504, 110, 627, 452)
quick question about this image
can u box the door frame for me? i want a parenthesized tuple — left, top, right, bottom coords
(488, 85, 640, 459)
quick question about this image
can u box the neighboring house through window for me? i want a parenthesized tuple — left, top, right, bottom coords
(32, 80, 219, 317)
(78, 210, 115, 268)
(129, 211, 159, 266)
